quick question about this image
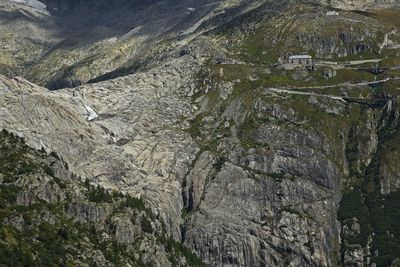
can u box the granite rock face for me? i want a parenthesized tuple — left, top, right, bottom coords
(0, 54, 201, 242)
(0, 129, 202, 266)
(1, 0, 400, 266)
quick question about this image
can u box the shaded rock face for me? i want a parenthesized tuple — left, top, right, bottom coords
(40, 0, 202, 29)
(110, 215, 141, 245)
(41, 0, 160, 12)
(0, 0, 218, 89)
(66, 201, 113, 223)
(181, 110, 344, 266)
(296, 31, 374, 58)
(183, 161, 339, 266)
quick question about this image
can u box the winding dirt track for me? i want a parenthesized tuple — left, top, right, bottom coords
(264, 77, 400, 102)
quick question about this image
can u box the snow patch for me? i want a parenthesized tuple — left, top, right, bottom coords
(84, 105, 99, 121)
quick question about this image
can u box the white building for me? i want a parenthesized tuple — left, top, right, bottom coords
(288, 55, 313, 65)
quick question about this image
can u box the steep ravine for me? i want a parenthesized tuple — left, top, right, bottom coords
(339, 97, 400, 266)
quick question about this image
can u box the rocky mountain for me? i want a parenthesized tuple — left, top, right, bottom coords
(0, 129, 204, 266)
(1, 0, 400, 266)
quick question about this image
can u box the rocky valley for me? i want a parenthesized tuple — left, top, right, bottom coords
(0, 0, 400, 266)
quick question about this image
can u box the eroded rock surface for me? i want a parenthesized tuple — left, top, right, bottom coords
(1, 0, 400, 266)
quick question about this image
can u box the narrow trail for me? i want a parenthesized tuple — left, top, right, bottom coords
(264, 76, 400, 103)
(264, 87, 348, 102)
(315, 59, 382, 68)
(264, 87, 394, 105)
(347, 66, 400, 71)
(287, 77, 400, 90)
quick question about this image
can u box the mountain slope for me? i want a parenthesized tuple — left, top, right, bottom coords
(0, 129, 204, 266)
(0, 0, 225, 89)
(1, 0, 400, 266)
(1, 0, 397, 89)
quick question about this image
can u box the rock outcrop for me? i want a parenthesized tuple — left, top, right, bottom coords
(0, 129, 203, 266)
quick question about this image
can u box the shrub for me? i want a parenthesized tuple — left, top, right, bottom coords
(88, 185, 113, 203)
(140, 216, 153, 234)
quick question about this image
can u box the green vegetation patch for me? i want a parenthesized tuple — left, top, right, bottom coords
(338, 100, 400, 266)
(0, 130, 205, 266)
(161, 236, 206, 267)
